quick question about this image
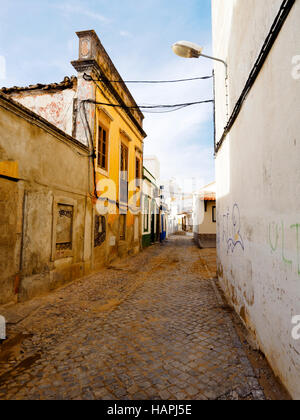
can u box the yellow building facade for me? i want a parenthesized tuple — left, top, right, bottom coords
(72, 30, 147, 266)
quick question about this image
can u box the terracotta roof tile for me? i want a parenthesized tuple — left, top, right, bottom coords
(1, 76, 77, 94)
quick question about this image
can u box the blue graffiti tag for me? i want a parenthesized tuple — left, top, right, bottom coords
(222, 204, 245, 254)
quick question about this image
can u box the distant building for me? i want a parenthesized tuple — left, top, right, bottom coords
(142, 167, 160, 248)
(142, 157, 169, 247)
(143, 156, 160, 181)
(160, 189, 169, 242)
(193, 182, 216, 248)
(166, 198, 178, 235)
(163, 178, 180, 235)
(178, 211, 193, 233)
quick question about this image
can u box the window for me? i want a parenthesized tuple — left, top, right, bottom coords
(144, 196, 149, 233)
(120, 143, 128, 177)
(56, 204, 73, 251)
(94, 215, 106, 247)
(212, 206, 216, 223)
(120, 143, 129, 203)
(98, 125, 108, 171)
(120, 215, 126, 240)
(52, 197, 77, 261)
(135, 157, 141, 187)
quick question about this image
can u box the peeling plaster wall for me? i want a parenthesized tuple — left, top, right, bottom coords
(0, 94, 93, 304)
(10, 88, 76, 137)
(212, 0, 300, 398)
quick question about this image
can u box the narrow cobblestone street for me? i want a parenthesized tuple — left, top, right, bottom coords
(0, 236, 284, 400)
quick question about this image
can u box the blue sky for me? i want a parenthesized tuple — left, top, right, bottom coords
(0, 0, 214, 187)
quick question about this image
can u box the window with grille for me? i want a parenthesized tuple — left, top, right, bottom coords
(135, 157, 141, 187)
(56, 204, 73, 251)
(120, 143, 129, 203)
(94, 215, 106, 247)
(98, 125, 108, 171)
(120, 144, 128, 177)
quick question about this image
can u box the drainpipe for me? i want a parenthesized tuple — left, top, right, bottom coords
(15, 190, 27, 297)
(213, 70, 217, 156)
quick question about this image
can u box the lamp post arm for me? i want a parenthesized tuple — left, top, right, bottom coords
(200, 53, 229, 119)
(200, 53, 228, 77)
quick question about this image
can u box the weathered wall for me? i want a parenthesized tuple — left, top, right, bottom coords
(212, 0, 300, 398)
(9, 85, 77, 137)
(0, 178, 22, 304)
(0, 93, 93, 304)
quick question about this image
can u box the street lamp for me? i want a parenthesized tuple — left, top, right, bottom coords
(172, 41, 227, 75)
(172, 41, 229, 119)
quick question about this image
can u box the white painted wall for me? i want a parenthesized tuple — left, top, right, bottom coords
(212, 0, 300, 399)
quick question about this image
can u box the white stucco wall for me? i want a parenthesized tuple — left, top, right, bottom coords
(213, 0, 300, 398)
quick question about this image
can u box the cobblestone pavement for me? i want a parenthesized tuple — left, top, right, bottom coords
(0, 236, 267, 400)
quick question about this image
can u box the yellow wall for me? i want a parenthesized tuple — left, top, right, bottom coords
(73, 30, 146, 259)
(198, 201, 216, 234)
(0, 161, 19, 179)
(94, 86, 144, 231)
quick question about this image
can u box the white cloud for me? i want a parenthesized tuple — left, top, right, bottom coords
(120, 31, 132, 38)
(55, 3, 111, 23)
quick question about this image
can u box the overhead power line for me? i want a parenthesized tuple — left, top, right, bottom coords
(83, 72, 214, 114)
(83, 73, 213, 84)
(85, 99, 214, 114)
(142, 106, 193, 114)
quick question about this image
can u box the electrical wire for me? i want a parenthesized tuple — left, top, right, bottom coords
(142, 105, 200, 114)
(83, 73, 213, 84)
(142, 108, 187, 114)
(86, 74, 213, 114)
(79, 72, 214, 198)
(85, 99, 214, 113)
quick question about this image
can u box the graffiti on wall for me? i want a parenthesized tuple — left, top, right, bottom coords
(269, 221, 300, 275)
(221, 204, 245, 254)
